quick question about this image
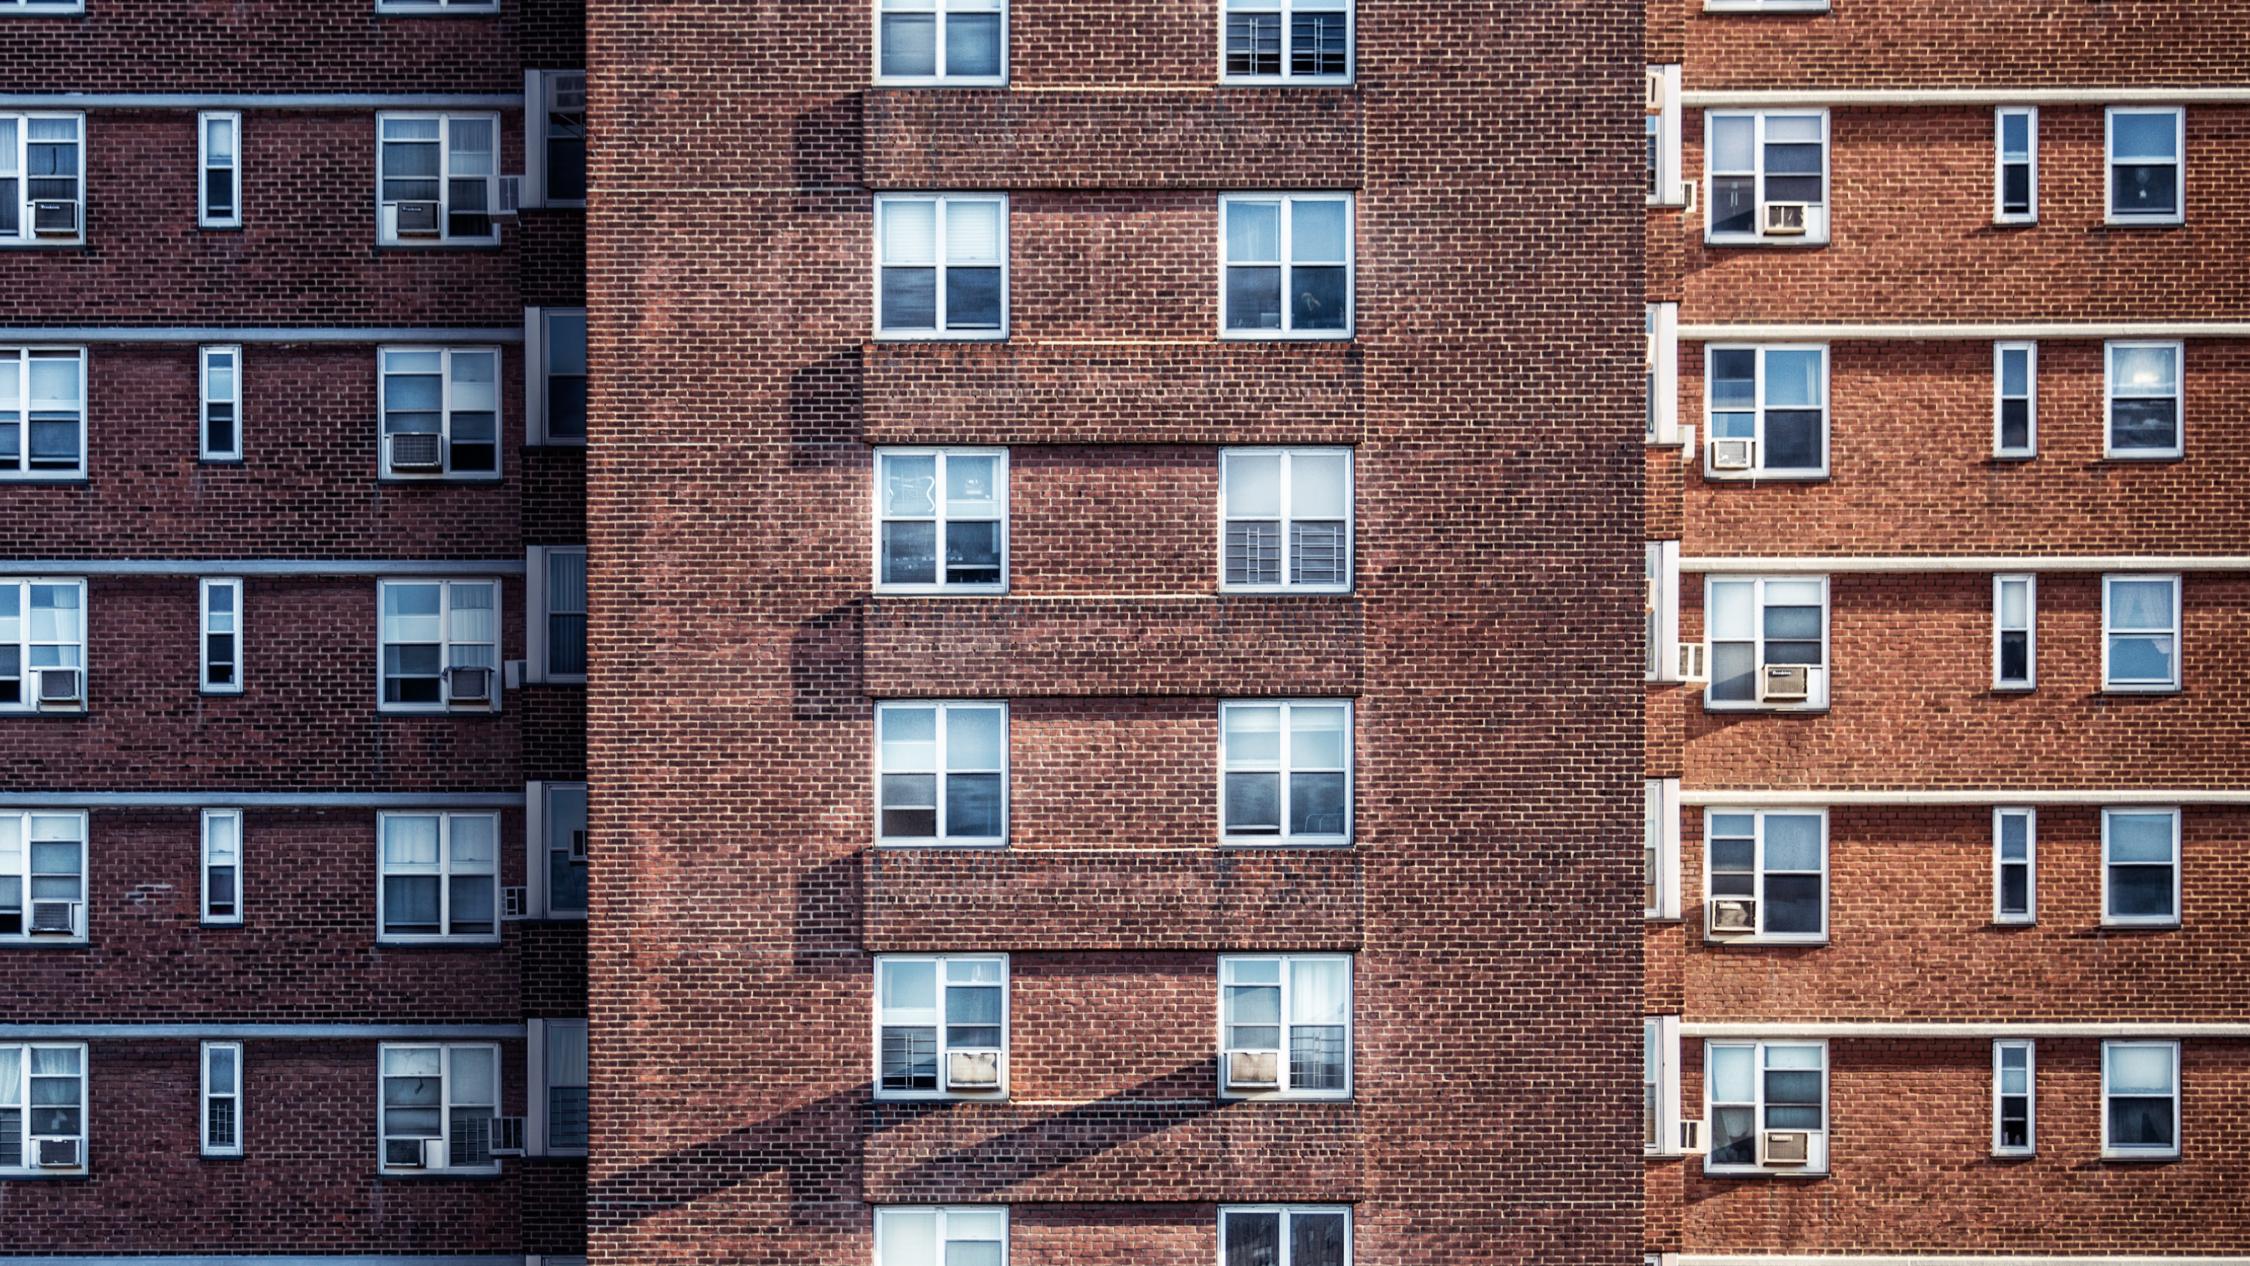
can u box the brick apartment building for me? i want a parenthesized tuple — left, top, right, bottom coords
(1642, 1, 2250, 1263)
(0, 0, 591, 1262)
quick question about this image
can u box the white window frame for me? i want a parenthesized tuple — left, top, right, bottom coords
(375, 112, 501, 247)
(0, 577, 86, 714)
(376, 577, 503, 713)
(1992, 806, 2035, 926)
(1219, 192, 1356, 340)
(526, 1018, 588, 1157)
(197, 111, 242, 230)
(1702, 109, 1830, 246)
(1217, 954, 1353, 1102)
(1701, 1037, 1830, 1176)
(0, 810, 87, 944)
(1217, 447, 1354, 594)
(1992, 1038, 2034, 1158)
(199, 345, 243, 463)
(2101, 1039, 2181, 1160)
(873, 0, 1010, 86)
(522, 70, 587, 209)
(377, 1042, 501, 1175)
(1218, 1206, 1353, 1266)
(873, 193, 1010, 341)
(1993, 107, 2037, 225)
(378, 345, 505, 481)
(1992, 341, 2035, 459)
(872, 447, 1010, 596)
(873, 953, 1010, 1102)
(2101, 573, 2181, 693)
(2105, 106, 2185, 227)
(0, 347, 87, 480)
(0, 113, 85, 248)
(1218, 699, 1354, 847)
(376, 0, 498, 11)
(874, 1207, 1009, 1266)
(874, 700, 1009, 848)
(525, 780, 589, 921)
(1646, 66, 1684, 206)
(201, 808, 244, 926)
(1702, 574, 1830, 712)
(1645, 778, 1681, 920)
(526, 545, 588, 685)
(1647, 303, 1681, 444)
(1216, 0, 1354, 86)
(2101, 806, 2181, 929)
(1644, 1015, 1683, 1156)
(376, 811, 503, 945)
(199, 576, 243, 695)
(0, 1042, 87, 1176)
(2104, 340, 2183, 460)
(1702, 343, 1830, 479)
(1703, 0, 1828, 10)
(1646, 541, 1680, 681)
(523, 307, 588, 447)
(1702, 807, 1828, 944)
(200, 1040, 243, 1158)
(1991, 573, 2034, 691)
(0, 0, 84, 14)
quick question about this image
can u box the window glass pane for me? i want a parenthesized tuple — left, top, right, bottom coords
(881, 201, 936, 264)
(880, 706, 938, 771)
(450, 816, 496, 869)
(1224, 706, 1281, 766)
(945, 455, 999, 514)
(2001, 113, 2029, 155)
(1762, 814, 1820, 869)
(1708, 1044, 1754, 1101)
(2108, 579, 2174, 631)
(1710, 116, 1755, 171)
(945, 707, 1003, 770)
(1290, 452, 1348, 518)
(1289, 265, 1347, 330)
(1225, 451, 1283, 518)
(450, 1047, 496, 1105)
(1291, 199, 1348, 261)
(943, 200, 1001, 263)
(1289, 706, 1347, 768)
(1707, 580, 1755, 640)
(2112, 113, 2178, 161)
(382, 816, 440, 867)
(882, 959, 938, 1011)
(1292, 1213, 1347, 1266)
(1765, 350, 1820, 408)
(1223, 1212, 1280, 1266)
(1290, 959, 1348, 1023)
(2109, 1045, 2173, 1094)
(2112, 345, 2178, 395)
(944, 15, 1002, 76)
(1226, 201, 1280, 262)
(881, 14, 938, 76)
(2107, 813, 2174, 863)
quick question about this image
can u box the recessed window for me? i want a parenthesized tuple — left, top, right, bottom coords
(1705, 344, 1827, 477)
(198, 112, 241, 229)
(2103, 574, 2180, 692)
(201, 808, 243, 926)
(1220, 1206, 1351, 1266)
(378, 578, 501, 711)
(1992, 574, 2033, 691)
(1704, 575, 1828, 710)
(1646, 67, 1683, 205)
(1219, 448, 1351, 592)
(529, 546, 587, 682)
(875, 955, 1007, 1099)
(1992, 807, 2034, 925)
(1704, 809, 1826, 943)
(539, 1019, 588, 1153)
(2107, 107, 2184, 226)
(201, 1041, 243, 1158)
(875, 0, 1006, 84)
(0, 1044, 85, 1174)
(1220, 700, 1352, 845)
(200, 577, 243, 694)
(1705, 110, 1828, 245)
(1704, 0, 1828, 10)
(0, 811, 85, 942)
(1646, 303, 1680, 443)
(1221, 194, 1353, 338)
(0, 578, 85, 713)
(1704, 1039, 1828, 1174)
(376, 0, 497, 11)
(377, 114, 500, 246)
(378, 812, 500, 943)
(1993, 342, 2034, 458)
(1992, 1039, 2033, 1157)
(1220, 0, 1351, 84)
(875, 449, 1007, 594)
(874, 1207, 1007, 1266)
(875, 194, 1007, 339)
(2102, 1040, 2179, 1159)
(539, 781, 588, 918)
(529, 71, 586, 206)
(1645, 778, 1680, 919)
(379, 347, 501, 479)
(1646, 541, 1680, 680)
(528, 309, 587, 445)
(0, 114, 83, 246)
(1994, 107, 2036, 224)
(876, 701, 1007, 846)
(2102, 807, 2180, 928)
(0, 0, 84, 13)
(2105, 341, 2181, 459)
(0, 347, 85, 479)
(200, 346, 242, 462)
(379, 1043, 500, 1173)
(1219, 955, 1351, 1099)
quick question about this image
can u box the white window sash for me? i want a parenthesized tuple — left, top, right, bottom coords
(199, 576, 244, 694)
(1216, 0, 1356, 85)
(1218, 1206, 1354, 1266)
(1702, 574, 1830, 711)
(378, 1042, 502, 1173)
(2100, 1039, 2181, 1159)
(1991, 573, 2034, 691)
(1217, 193, 1356, 340)
(2100, 806, 2182, 928)
(1218, 699, 1354, 846)
(2105, 107, 2186, 226)
(2100, 573, 2182, 692)
(377, 578, 503, 712)
(1702, 109, 1830, 245)
(0, 347, 88, 480)
(873, 954, 1011, 1101)
(872, 448, 1011, 595)
(1647, 66, 1684, 205)
(872, 0, 1012, 86)
(1644, 1015, 1683, 1155)
(1993, 107, 2037, 225)
(526, 545, 588, 684)
(1701, 1038, 1829, 1175)
(199, 345, 243, 462)
(874, 700, 1009, 847)
(375, 112, 501, 246)
(201, 808, 244, 926)
(1, 1042, 87, 1174)
(1646, 541, 1680, 681)
(1646, 303, 1680, 444)
(378, 345, 505, 480)
(0, 810, 87, 943)
(0, 113, 86, 247)
(1702, 343, 1829, 479)
(1992, 341, 2036, 459)
(1991, 1039, 2035, 1157)
(1645, 778, 1681, 920)
(2103, 340, 2183, 459)
(1703, 808, 1828, 943)
(0, 578, 87, 714)
(874, 1208, 1010, 1266)
(1217, 954, 1353, 1101)
(376, 812, 502, 943)
(197, 111, 242, 230)
(1991, 806, 2036, 925)
(527, 1018, 588, 1157)
(200, 1040, 243, 1157)
(872, 194, 1011, 340)
(1217, 447, 1354, 595)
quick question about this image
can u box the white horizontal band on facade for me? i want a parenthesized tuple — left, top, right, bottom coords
(1686, 1257, 2250, 1266)
(0, 328, 523, 345)
(0, 1260, 528, 1266)
(1678, 322, 2250, 341)
(1681, 555, 2250, 575)
(1681, 789, 2250, 808)
(0, 792, 524, 809)
(1682, 87, 2250, 108)
(0, 1024, 525, 1041)
(1684, 1022, 2250, 1039)
(0, 560, 525, 577)
(0, 94, 523, 111)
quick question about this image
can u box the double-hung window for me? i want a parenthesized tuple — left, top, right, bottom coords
(2105, 341, 2182, 458)
(0, 347, 85, 479)
(1992, 574, 2033, 690)
(526, 308, 587, 445)
(2107, 107, 2184, 226)
(378, 812, 500, 943)
(1645, 778, 1680, 920)
(201, 346, 242, 462)
(198, 112, 241, 229)
(1646, 67, 1683, 205)
(0, 1044, 85, 1174)
(0, 579, 85, 713)
(0, 114, 83, 245)
(1221, 194, 1353, 338)
(1994, 107, 2036, 224)
(876, 701, 1007, 846)
(1993, 807, 2034, 925)
(875, 449, 1006, 594)
(1704, 1039, 1827, 1174)
(200, 577, 243, 694)
(535, 1019, 588, 1153)
(378, 578, 500, 711)
(1220, 700, 1351, 845)
(1220, 0, 1351, 84)
(1993, 342, 2035, 458)
(376, 113, 499, 246)
(1219, 448, 1351, 592)
(1643, 1015, 1681, 1154)
(202, 808, 243, 925)
(875, 955, 1007, 1099)
(1992, 1039, 2034, 1156)
(1646, 303, 1680, 443)
(0, 811, 85, 942)
(526, 71, 586, 206)
(1704, 809, 1825, 942)
(875, 195, 1007, 339)
(875, 0, 1006, 84)
(874, 1208, 1006, 1266)
(2102, 1040, 2179, 1159)
(1705, 110, 1828, 245)
(1705, 344, 1826, 477)
(380, 346, 501, 479)
(2103, 574, 2180, 692)
(2102, 807, 2180, 928)
(379, 1043, 500, 1173)
(528, 546, 587, 683)
(1646, 541, 1680, 680)
(201, 1041, 243, 1157)
(1220, 1207, 1351, 1266)
(1704, 576, 1828, 710)
(1220, 955, 1351, 1099)
(376, 0, 497, 12)
(534, 781, 589, 918)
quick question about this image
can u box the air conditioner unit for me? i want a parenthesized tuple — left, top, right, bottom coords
(1675, 642, 1708, 684)
(387, 431, 444, 472)
(28, 900, 77, 936)
(1225, 1049, 1280, 1092)
(569, 828, 589, 863)
(1761, 202, 1810, 236)
(1678, 1119, 1706, 1154)
(384, 200, 442, 239)
(1759, 1129, 1812, 1166)
(947, 1049, 1002, 1091)
(446, 665, 494, 706)
(36, 667, 82, 707)
(1645, 69, 1667, 112)
(495, 175, 522, 218)
(502, 885, 529, 919)
(1707, 896, 1757, 936)
(34, 1137, 79, 1168)
(1709, 437, 1756, 471)
(31, 199, 78, 236)
(1759, 664, 1812, 703)
(489, 1115, 527, 1156)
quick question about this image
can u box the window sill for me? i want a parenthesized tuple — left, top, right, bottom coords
(199, 687, 245, 697)
(0, 241, 86, 250)
(0, 938, 90, 949)
(872, 330, 1010, 343)
(871, 77, 1011, 89)
(0, 709, 90, 719)
(1703, 235, 1830, 249)
(874, 1092, 1012, 1104)
(375, 475, 507, 485)
(2103, 217, 2185, 229)
(200, 920, 246, 930)
(1992, 217, 2038, 229)
(198, 224, 245, 233)
(1992, 1149, 2036, 1160)
(375, 241, 503, 252)
(1217, 76, 1357, 89)
(0, 476, 88, 484)
(377, 938, 505, 949)
(1219, 1091, 1353, 1104)
(1219, 329, 1356, 343)
(1702, 1165, 1828, 1178)
(1700, 469, 1830, 483)
(1991, 917, 2037, 929)
(1217, 585, 1355, 597)
(1991, 683, 2036, 694)
(198, 1151, 247, 1161)
(1705, 935, 1828, 947)
(1702, 703, 1830, 716)
(0, 5, 85, 13)
(2099, 920, 2181, 931)
(375, 707, 505, 717)
(1220, 838, 1354, 849)
(378, 1167, 505, 1179)
(876, 839, 1008, 850)
(197, 458, 246, 467)
(0, 1170, 89, 1180)
(873, 586, 1011, 598)
(2100, 1150, 2180, 1163)
(2103, 451, 2184, 463)
(1991, 452, 2036, 463)
(2100, 685, 2181, 696)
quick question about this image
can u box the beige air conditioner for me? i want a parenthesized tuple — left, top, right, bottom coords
(1759, 664, 1811, 703)
(947, 1050, 1002, 1091)
(1225, 1049, 1280, 1092)
(1760, 1129, 1812, 1166)
(1709, 437, 1756, 471)
(1761, 202, 1810, 236)
(1707, 897, 1757, 936)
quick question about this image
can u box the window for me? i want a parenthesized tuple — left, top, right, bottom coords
(1704, 809, 1825, 942)
(1643, 1016, 1681, 1153)
(377, 113, 499, 246)
(0, 811, 85, 942)
(1645, 778, 1680, 919)
(874, 449, 1007, 594)
(378, 812, 500, 943)
(0, 347, 85, 479)
(202, 809, 243, 926)
(0, 114, 83, 245)
(1220, 955, 1351, 1099)
(198, 112, 241, 229)
(875, 194, 1007, 339)
(1704, 1039, 1827, 1174)
(1992, 1039, 2033, 1156)
(379, 1043, 500, 1173)
(527, 309, 587, 445)
(1704, 0, 1827, 10)
(1221, 194, 1353, 338)
(1994, 107, 2036, 224)
(1220, 0, 1351, 84)
(527, 71, 586, 206)
(200, 577, 243, 694)
(528, 546, 587, 682)
(1646, 66, 1683, 205)
(0, 0, 84, 13)
(2102, 807, 2179, 928)
(377, 0, 497, 11)
(1220, 700, 1351, 845)
(0, 579, 85, 713)
(1705, 345, 1826, 477)
(1993, 342, 2035, 458)
(200, 346, 242, 462)
(1704, 576, 1828, 710)
(0, 1044, 85, 1174)
(1219, 448, 1351, 592)
(379, 579, 500, 711)
(875, 0, 1006, 85)
(201, 1042, 242, 1157)
(876, 701, 1007, 846)
(1992, 574, 2033, 690)
(2103, 574, 2180, 692)
(379, 347, 501, 479)
(2107, 107, 2183, 226)
(538, 1019, 587, 1153)
(1220, 1207, 1350, 1266)
(875, 955, 1007, 1099)
(1646, 541, 1679, 680)
(2102, 1040, 2179, 1159)
(1993, 807, 2034, 925)
(1705, 110, 1828, 244)
(874, 1208, 1006, 1266)
(2105, 341, 2181, 459)
(536, 781, 589, 918)
(1646, 303, 1679, 443)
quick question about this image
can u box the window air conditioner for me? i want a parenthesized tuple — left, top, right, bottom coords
(28, 900, 77, 935)
(1675, 642, 1708, 683)
(32, 199, 79, 236)
(502, 885, 529, 919)
(1225, 1049, 1280, 1091)
(385, 200, 442, 239)
(1761, 202, 1810, 236)
(1759, 1129, 1812, 1166)
(1759, 664, 1812, 703)
(447, 665, 494, 706)
(946, 1049, 1002, 1090)
(489, 1115, 527, 1156)
(496, 175, 522, 218)
(35, 1137, 79, 1168)
(1709, 437, 1756, 471)
(387, 431, 444, 472)
(1678, 1119, 1706, 1154)
(1645, 69, 1667, 112)
(1707, 896, 1757, 936)
(569, 828, 589, 863)
(37, 667, 82, 706)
